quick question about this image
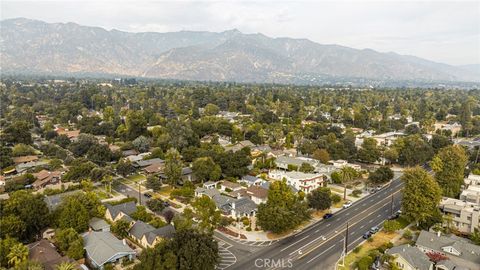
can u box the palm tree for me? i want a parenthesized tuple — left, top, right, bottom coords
(56, 261, 77, 270)
(7, 243, 28, 267)
(340, 166, 354, 200)
(102, 175, 113, 193)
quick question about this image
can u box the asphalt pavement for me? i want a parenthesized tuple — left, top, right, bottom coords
(230, 176, 404, 270)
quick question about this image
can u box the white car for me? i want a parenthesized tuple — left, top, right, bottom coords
(342, 201, 353, 208)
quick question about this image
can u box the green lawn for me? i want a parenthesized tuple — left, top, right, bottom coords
(397, 216, 410, 229)
(338, 231, 398, 270)
(127, 174, 146, 182)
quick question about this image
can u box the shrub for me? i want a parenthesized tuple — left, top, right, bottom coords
(383, 220, 401, 233)
(331, 193, 341, 204)
(353, 246, 362, 253)
(367, 237, 374, 242)
(352, 189, 362, 197)
(403, 229, 413, 240)
(242, 218, 250, 226)
(246, 227, 252, 231)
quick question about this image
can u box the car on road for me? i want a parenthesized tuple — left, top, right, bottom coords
(362, 232, 372, 239)
(163, 201, 171, 207)
(375, 185, 382, 191)
(369, 188, 377, 194)
(143, 192, 153, 198)
(369, 226, 380, 234)
(342, 201, 353, 209)
(323, 213, 333, 219)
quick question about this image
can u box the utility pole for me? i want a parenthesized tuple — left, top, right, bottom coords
(390, 194, 394, 216)
(138, 182, 141, 205)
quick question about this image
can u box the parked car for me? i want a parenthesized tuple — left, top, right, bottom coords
(362, 232, 372, 239)
(369, 188, 377, 194)
(162, 201, 171, 207)
(143, 192, 153, 198)
(369, 226, 380, 234)
(323, 213, 333, 219)
(342, 201, 353, 209)
(375, 185, 382, 191)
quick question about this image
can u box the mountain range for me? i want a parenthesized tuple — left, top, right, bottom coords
(1, 18, 479, 84)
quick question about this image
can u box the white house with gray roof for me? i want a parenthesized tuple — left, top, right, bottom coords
(82, 231, 135, 269)
(416, 231, 480, 270)
(386, 244, 433, 270)
(128, 221, 175, 248)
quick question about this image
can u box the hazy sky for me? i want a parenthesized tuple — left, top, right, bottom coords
(2, 0, 479, 65)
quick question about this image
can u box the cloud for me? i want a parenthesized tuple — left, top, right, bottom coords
(1, 0, 479, 65)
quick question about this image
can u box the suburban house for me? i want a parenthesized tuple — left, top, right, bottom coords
(56, 129, 81, 141)
(238, 175, 264, 187)
(329, 160, 362, 171)
(82, 231, 136, 270)
(386, 244, 433, 270)
(105, 201, 137, 223)
(434, 122, 462, 136)
(32, 170, 62, 190)
(159, 167, 194, 184)
(128, 221, 175, 248)
(122, 149, 139, 157)
(230, 197, 258, 218)
(134, 158, 164, 168)
(439, 197, 479, 234)
(220, 181, 243, 192)
(275, 155, 318, 171)
(143, 162, 164, 174)
(416, 231, 480, 270)
(12, 155, 39, 165)
(43, 190, 83, 211)
(268, 170, 327, 194)
(203, 181, 217, 189)
(223, 140, 255, 153)
(372, 131, 406, 146)
(245, 185, 268, 204)
(194, 188, 257, 218)
(28, 239, 77, 270)
(89, 217, 111, 232)
(126, 152, 151, 163)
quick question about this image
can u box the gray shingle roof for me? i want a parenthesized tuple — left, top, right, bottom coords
(105, 201, 137, 220)
(387, 244, 432, 270)
(129, 221, 175, 245)
(233, 197, 257, 215)
(43, 190, 83, 210)
(129, 221, 154, 239)
(83, 231, 135, 267)
(416, 231, 480, 265)
(89, 217, 110, 231)
(135, 158, 164, 167)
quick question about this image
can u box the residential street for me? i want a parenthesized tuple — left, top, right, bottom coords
(229, 176, 404, 270)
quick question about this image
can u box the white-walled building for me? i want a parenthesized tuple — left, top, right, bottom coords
(268, 170, 326, 194)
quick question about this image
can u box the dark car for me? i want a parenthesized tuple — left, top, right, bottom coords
(323, 213, 333, 219)
(143, 192, 153, 198)
(163, 201, 171, 207)
(362, 232, 372, 239)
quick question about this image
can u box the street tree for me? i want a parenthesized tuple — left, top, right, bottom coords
(192, 157, 221, 183)
(192, 196, 221, 232)
(401, 167, 442, 227)
(164, 148, 183, 187)
(431, 145, 468, 197)
(307, 187, 332, 210)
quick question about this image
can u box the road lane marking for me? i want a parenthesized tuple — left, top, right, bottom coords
(280, 235, 309, 251)
(293, 188, 403, 260)
(306, 245, 336, 264)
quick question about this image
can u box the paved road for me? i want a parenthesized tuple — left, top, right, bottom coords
(230, 176, 404, 270)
